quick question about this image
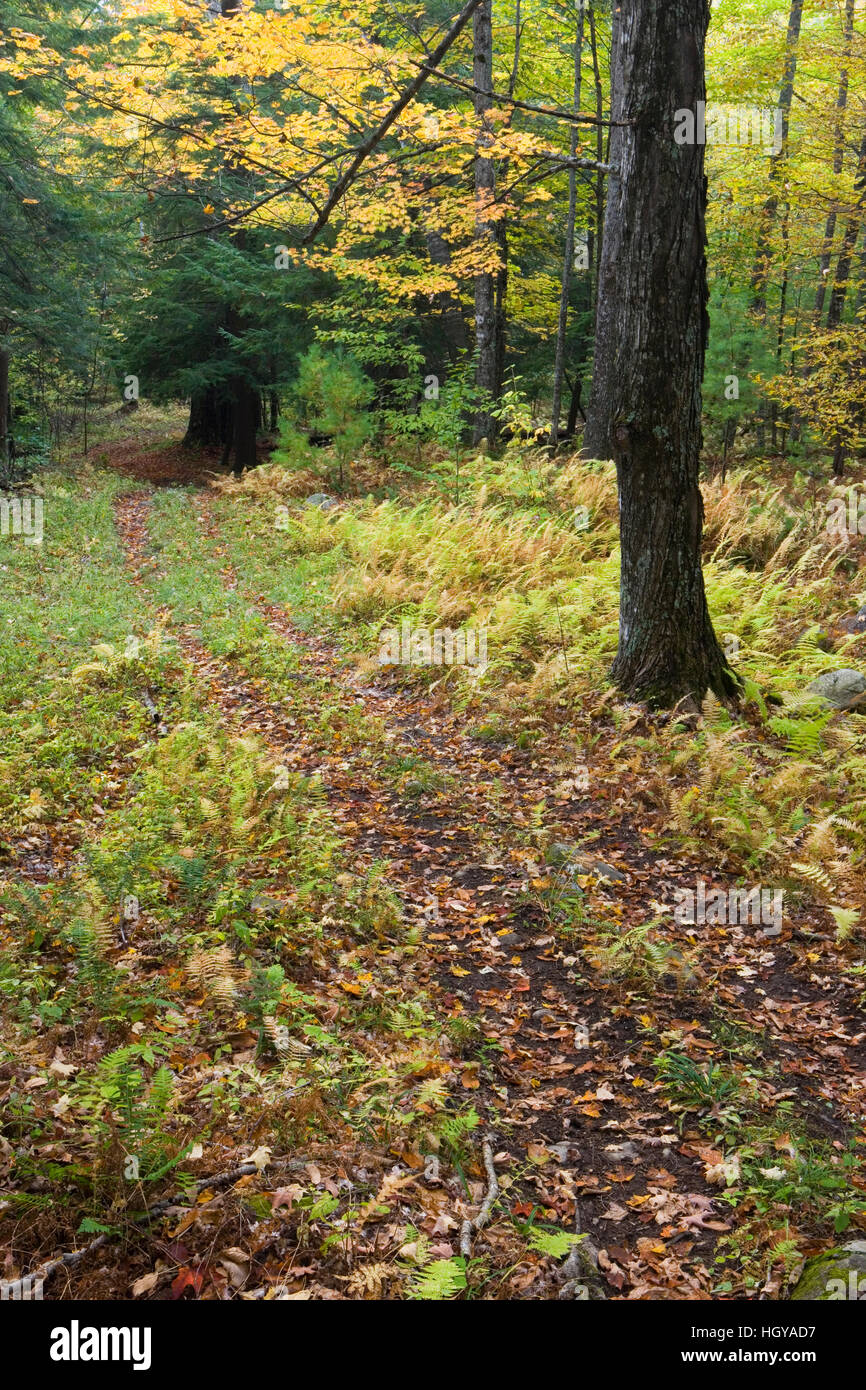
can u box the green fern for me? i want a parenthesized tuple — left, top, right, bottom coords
(768, 712, 831, 757)
(408, 1256, 467, 1301)
(527, 1228, 586, 1259)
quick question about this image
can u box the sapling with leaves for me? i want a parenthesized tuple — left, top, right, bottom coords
(417, 353, 488, 504)
(292, 346, 375, 493)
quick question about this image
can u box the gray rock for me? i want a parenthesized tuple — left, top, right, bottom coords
(546, 841, 574, 867)
(304, 493, 340, 511)
(546, 842, 627, 883)
(806, 669, 866, 708)
(586, 860, 628, 884)
(790, 1241, 866, 1300)
(250, 895, 284, 916)
(603, 1141, 639, 1162)
(547, 1140, 581, 1164)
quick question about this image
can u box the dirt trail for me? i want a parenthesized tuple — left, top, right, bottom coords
(110, 481, 866, 1299)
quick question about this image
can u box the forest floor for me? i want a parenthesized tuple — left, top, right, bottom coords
(2, 429, 866, 1300)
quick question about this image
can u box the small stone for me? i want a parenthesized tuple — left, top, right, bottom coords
(304, 493, 340, 511)
(547, 1141, 580, 1164)
(603, 1141, 639, 1162)
(498, 932, 522, 949)
(250, 895, 284, 916)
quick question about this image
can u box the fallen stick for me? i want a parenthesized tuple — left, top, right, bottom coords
(558, 1202, 606, 1301)
(9, 1156, 313, 1297)
(0, 1234, 109, 1300)
(460, 1136, 499, 1259)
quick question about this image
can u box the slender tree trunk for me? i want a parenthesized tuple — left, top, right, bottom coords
(551, 3, 585, 448)
(587, 0, 737, 706)
(472, 0, 500, 443)
(814, 0, 855, 321)
(589, 0, 606, 355)
(0, 346, 10, 472)
(827, 121, 866, 328)
(750, 0, 804, 316)
(582, 1, 621, 460)
(565, 374, 585, 438)
(490, 0, 521, 423)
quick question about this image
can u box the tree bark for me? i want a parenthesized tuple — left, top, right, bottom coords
(184, 386, 226, 448)
(231, 379, 259, 475)
(587, 0, 737, 707)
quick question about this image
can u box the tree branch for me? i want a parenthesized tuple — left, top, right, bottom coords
(301, 0, 487, 245)
(414, 62, 627, 129)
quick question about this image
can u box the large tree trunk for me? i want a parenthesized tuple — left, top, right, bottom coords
(230, 380, 259, 476)
(586, 0, 737, 707)
(472, 0, 500, 444)
(184, 386, 227, 449)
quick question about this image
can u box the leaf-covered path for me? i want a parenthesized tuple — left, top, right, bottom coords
(98, 477, 866, 1299)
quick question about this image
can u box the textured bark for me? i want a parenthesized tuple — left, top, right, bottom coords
(588, 0, 737, 707)
(472, 0, 500, 443)
(184, 386, 227, 449)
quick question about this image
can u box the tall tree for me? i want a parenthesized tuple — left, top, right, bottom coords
(584, 0, 737, 706)
(826, 119, 866, 330)
(550, 1, 585, 448)
(814, 0, 856, 323)
(750, 0, 804, 316)
(472, 0, 500, 442)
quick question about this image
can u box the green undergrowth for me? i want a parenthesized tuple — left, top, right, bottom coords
(0, 467, 478, 1275)
(209, 458, 866, 906)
